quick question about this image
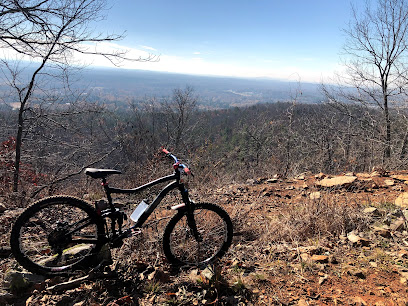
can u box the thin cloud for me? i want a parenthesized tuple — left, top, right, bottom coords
(141, 45, 158, 51)
(0, 40, 336, 82)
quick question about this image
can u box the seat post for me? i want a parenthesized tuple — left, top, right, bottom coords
(101, 177, 113, 207)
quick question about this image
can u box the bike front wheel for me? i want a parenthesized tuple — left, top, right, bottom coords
(10, 196, 105, 275)
(163, 203, 233, 266)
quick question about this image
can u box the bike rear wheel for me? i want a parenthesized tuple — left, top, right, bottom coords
(163, 203, 233, 266)
(10, 196, 105, 275)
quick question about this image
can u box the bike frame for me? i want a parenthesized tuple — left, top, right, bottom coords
(100, 168, 192, 240)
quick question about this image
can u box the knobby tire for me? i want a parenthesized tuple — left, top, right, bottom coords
(162, 203, 233, 266)
(10, 196, 105, 275)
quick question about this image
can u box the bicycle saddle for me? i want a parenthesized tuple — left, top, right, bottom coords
(85, 168, 122, 179)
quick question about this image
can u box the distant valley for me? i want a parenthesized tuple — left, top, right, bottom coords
(79, 68, 324, 109)
(0, 66, 324, 109)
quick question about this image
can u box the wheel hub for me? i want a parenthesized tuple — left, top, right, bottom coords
(48, 222, 71, 252)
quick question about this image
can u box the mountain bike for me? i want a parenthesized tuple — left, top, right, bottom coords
(10, 149, 233, 275)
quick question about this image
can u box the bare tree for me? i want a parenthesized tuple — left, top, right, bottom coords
(0, 0, 153, 192)
(163, 86, 198, 149)
(327, 0, 408, 161)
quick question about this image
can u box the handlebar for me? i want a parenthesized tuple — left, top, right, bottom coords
(161, 148, 179, 163)
(161, 148, 192, 176)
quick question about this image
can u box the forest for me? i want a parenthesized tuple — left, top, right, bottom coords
(1, 85, 407, 200)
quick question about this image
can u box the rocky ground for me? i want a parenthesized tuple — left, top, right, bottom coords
(2, 169, 408, 305)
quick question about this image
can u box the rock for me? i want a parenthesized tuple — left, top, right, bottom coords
(347, 232, 361, 243)
(299, 246, 321, 255)
(315, 172, 326, 179)
(357, 178, 379, 190)
(298, 299, 309, 306)
(311, 255, 329, 264)
(363, 207, 381, 217)
(391, 174, 408, 181)
(371, 171, 382, 177)
(398, 249, 408, 259)
(371, 167, 388, 177)
(390, 218, 406, 232)
(3, 270, 45, 292)
(295, 174, 305, 180)
(369, 261, 378, 268)
(319, 274, 328, 285)
(347, 232, 370, 246)
(131, 261, 148, 273)
(339, 234, 347, 241)
(201, 266, 215, 280)
(357, 173, 371, 178)
(0, 203, 6, 213)
(395, 192, 408, 208)
(395, 266, 408, 279)
(349, 296, 367, 306)
(372, 226, 392, 238)
(309, 192, 321, 200)
(316, 176, 357, 188)
(147, 268, 170, 283)
(347, 269, 366, 279)
(95, 243, 112, 266)
(345, 172, 355, 176)
(392, 185, 404, 191)
(358, 237, 371, 246)
(189, 269, 201, 282)
(384, 179, 395, 186)
(266, 178, 278, 183)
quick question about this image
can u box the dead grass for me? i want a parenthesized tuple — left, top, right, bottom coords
(225, 190, 376, 273)
(267, 195, 372, 243)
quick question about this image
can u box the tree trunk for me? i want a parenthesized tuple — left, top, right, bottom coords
(384, 97, 391, 159)
(13, 109, 24, 192)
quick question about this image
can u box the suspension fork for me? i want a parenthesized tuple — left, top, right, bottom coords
(179, 183, 203, 242)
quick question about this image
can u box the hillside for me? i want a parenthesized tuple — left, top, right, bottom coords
(2, 169, 408, 305)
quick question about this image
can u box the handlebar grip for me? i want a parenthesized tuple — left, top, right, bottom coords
(184, 167, 191, 175)
(161, 148, 178, 163)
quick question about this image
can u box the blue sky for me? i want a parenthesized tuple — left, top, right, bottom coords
(89, 0, 361, 83)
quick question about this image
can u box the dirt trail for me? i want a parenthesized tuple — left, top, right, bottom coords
(2, 170, 408, 305)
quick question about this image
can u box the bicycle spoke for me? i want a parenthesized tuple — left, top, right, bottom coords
(11, 197, 103, 274)
(163, 203, 233, 266)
